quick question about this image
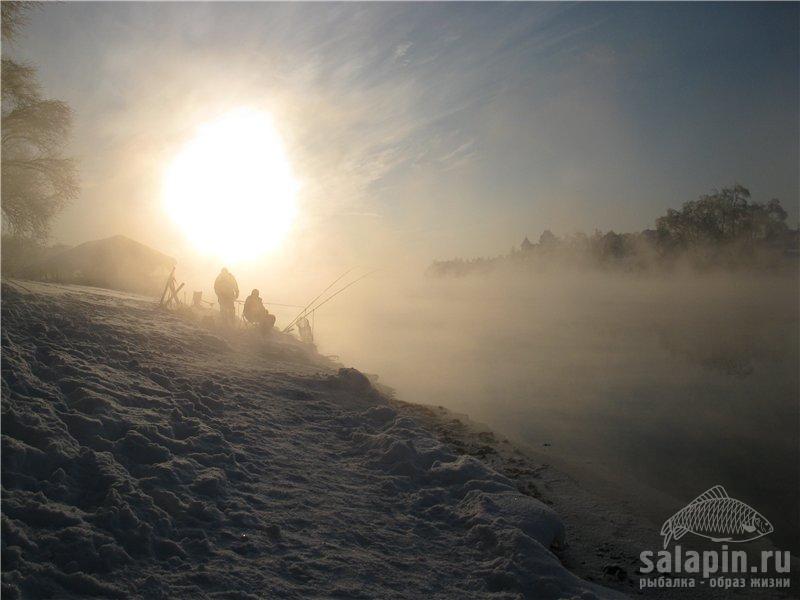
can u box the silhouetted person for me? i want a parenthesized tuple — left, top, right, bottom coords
(243, 289, 276, 333)
(214, 267, 239, 326)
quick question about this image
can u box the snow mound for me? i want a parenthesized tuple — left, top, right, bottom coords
(345, 400, 621, 599)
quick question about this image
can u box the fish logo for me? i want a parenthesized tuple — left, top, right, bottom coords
(660, 485, 773, 549)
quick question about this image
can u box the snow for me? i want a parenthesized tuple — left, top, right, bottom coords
(1, 281, 622, 599)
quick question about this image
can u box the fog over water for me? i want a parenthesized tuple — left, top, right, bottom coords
(302, 268, 799, 551)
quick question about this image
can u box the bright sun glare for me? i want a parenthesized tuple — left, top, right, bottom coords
(163, 108, 298, 263)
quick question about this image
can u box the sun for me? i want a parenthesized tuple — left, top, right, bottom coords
(163, 108, 299, 263)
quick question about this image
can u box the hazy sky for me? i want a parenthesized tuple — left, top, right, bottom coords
(7, 2, 799, 271)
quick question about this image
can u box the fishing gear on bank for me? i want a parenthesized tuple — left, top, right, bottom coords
(161, 266, 375, 344)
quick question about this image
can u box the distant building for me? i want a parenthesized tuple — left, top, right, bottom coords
(24, 235, 176, 296)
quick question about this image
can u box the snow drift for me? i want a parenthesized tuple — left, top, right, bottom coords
(1, 281, 620, 599)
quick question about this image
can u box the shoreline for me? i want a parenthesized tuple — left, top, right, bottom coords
(2, 280, 622, 599)
(2, 279, 796, 599)
(386, 397, 648, 597)
(386, 396, 799, 599)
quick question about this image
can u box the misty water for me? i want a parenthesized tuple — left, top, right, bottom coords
(313, 269, 799, 552)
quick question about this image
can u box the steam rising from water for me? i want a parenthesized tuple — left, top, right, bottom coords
(309, 268, 799, 550)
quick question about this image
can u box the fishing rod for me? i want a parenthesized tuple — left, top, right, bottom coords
(283, 268, 354, 333)
(266, 302, 305, 309)
(296, 269, 378, 318)
(236, 300, 303, 308)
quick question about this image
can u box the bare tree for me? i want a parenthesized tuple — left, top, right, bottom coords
(2, 2, 78, 240)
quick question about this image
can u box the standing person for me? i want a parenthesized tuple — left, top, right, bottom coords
(214, 267, 239, 327)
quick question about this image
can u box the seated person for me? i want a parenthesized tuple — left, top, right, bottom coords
(243, 289, 276, 330)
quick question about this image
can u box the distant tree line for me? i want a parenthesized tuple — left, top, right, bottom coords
(428, 185, 798, 277)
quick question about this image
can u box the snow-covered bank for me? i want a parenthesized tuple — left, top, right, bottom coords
(1, 281, 622, 599)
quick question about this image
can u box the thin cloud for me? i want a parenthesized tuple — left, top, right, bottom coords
(393, 41, 412, 61)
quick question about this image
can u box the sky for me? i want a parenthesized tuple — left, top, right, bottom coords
(6, 2, 799, 275)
